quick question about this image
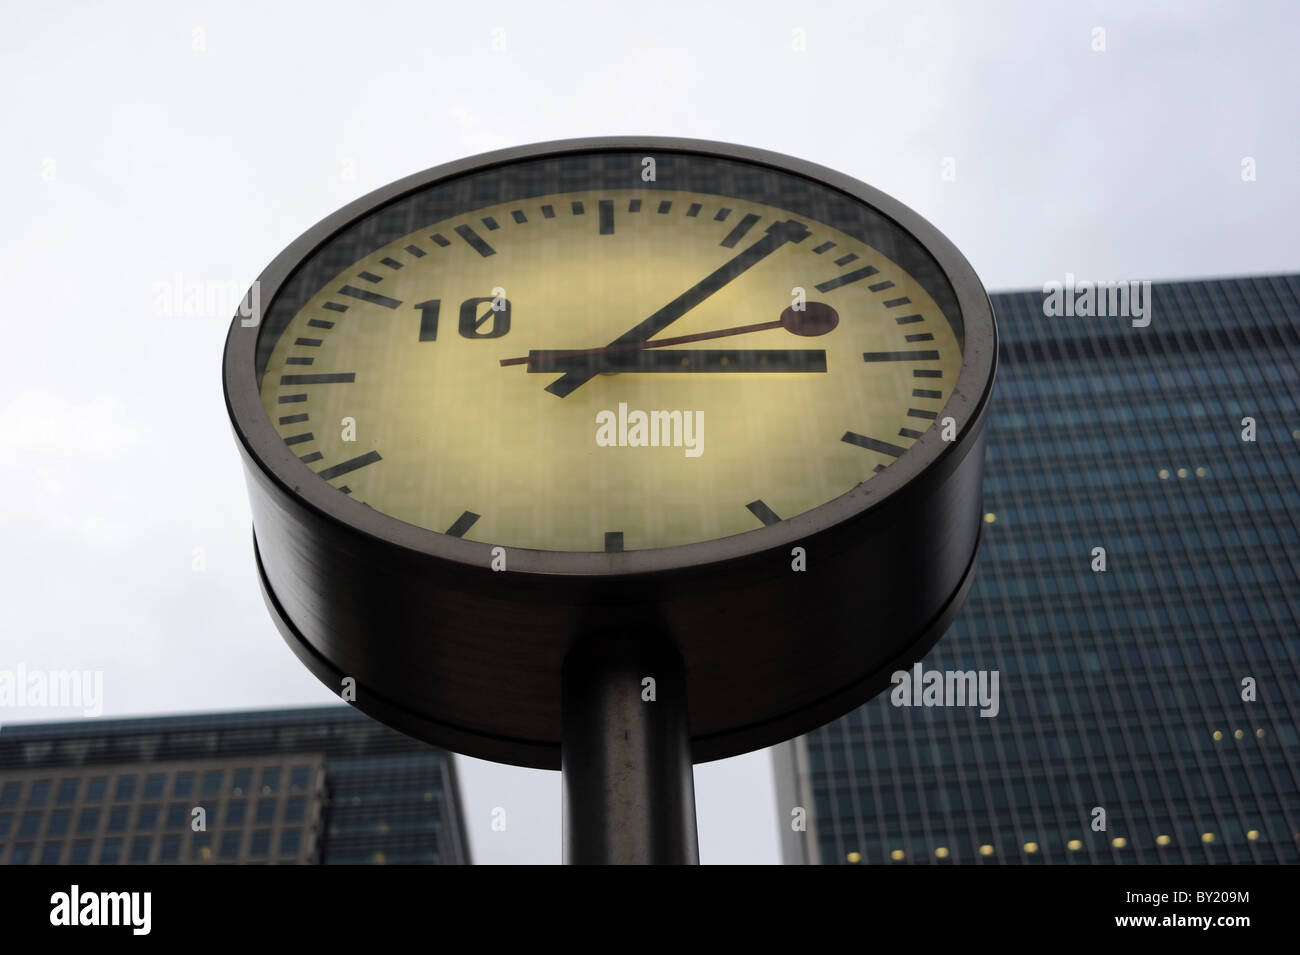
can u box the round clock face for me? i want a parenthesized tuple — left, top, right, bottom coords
(252, 149, 969, 553)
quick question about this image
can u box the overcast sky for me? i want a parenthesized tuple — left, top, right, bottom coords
(1, 1, 1296, 864)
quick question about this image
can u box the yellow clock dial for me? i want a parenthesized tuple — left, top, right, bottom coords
(258, 188, 962, 551)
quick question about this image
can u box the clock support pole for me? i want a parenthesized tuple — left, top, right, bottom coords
(561, 629, 700, 864)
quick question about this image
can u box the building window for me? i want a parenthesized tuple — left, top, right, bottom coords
(191, 833, 213, 861)
(249, 830, 271, 857)
(289, 766, 311, 792)
(201, 770, 224, 797)
(231, 769, 252, 797)
(70, 840, 93, 864)
(143, 774, 166, 800)
(136, 805, 159, 829)
(225, 801, 246, 826)
(220, 832, 242, 860)
(129, 837, 152, 863)
(279, 828, 301, 856)
(40, 843, 63, 865)
(27, 780, 51, 806)
(255, 799, 276, 825)
(113, 776, 137, 802)
(0, 782, 21, 808)
(10, 844, 33, 865)
(19, 812, 42, 838)
(160, 835, 181, 862)
(284, 797, 306, 823)
(172, 772, 195, 798)
(260, 767, 281, 796)
(56, 779, 80, 805)
(166, 803, 188, 829)
(77, 808, 101, 835)
(99, 838, 122, 864)
(85, 777, 108, 802)
(107, 807, 129, 832)
(0, 813, 11, 837)
(48, 809, 72, 836)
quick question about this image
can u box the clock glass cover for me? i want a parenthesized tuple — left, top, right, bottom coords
(254, 149, 967, 552)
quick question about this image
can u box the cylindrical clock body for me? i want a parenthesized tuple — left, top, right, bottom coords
(224, 137, 997, 770)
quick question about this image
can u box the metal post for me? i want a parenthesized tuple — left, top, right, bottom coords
(561, 629, 700, 864)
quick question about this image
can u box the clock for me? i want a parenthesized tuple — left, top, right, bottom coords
(223, 138, 996, 769)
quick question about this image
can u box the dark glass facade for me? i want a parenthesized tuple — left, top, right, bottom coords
(775, 274, 1300, 865)
(0, 706, 470, 865)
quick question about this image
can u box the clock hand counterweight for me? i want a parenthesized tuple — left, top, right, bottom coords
(543, 219, 812, 397)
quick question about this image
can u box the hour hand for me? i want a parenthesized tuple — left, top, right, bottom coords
(523, 349, 827, 374)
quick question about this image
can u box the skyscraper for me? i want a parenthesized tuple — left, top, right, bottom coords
(775, 273, 1300, 865)
(0, 705, 471, 865)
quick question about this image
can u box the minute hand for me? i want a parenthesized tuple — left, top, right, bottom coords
(545, 218, 811, 397)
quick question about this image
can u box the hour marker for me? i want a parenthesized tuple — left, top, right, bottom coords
(482, 216, 500, 230)
(571, 201, 585, 215)
(907, 408, 938, 420)
(713, 208, 731, 221)
(842, 432, 906, 457)
(284, 432, 314, 446)
(541, 204, 556, 219)
(339, 285, 402, 308)
(445, 511, 480, 538)
(746, 500, 781, 526)
(833, 253, 859, 266)
(657, 200, 672, 214)
(295, 337, 323, 347)
(873, 464, 887, 473)
(599, 199, 614, 235)
(322, 302, 348, 312)
(720, 213, 761, 248)
(914, 369, 942, 378)
(815, 265, 879, 292)
(868, 281, 893, 292)
(884, 297, 911, 308)
(904, 333, 934, 342)
(278, 394, 307, 404)
(278, 413, 308, 425)
(812, 241, 836, 254)
(280, 373, 356, 385)
(358, 271, 383, 283)
(380, 257, 403, 270)
(863, 350, 939, 361)
(894, 314, 923, 325)
(299, 451, 323, 464)
(628, 199, 641, 212)
(404, 245, 426, 258)
(511, 210, 527, 223)
(686, 202, 702, 217)
(454, 225, 496, 258)
(913, 388, 942, 398)
(899, 427, 925, 439)
(338, 486, 351, 495)
(316, 451, 382, 481)
(285, 357, 314, 365)
(604, 532, 624, 552)
(307, 319, 334, 329)
(430, 233, 451, 247)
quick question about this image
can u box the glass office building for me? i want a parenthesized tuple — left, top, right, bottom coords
(774, 273, 1300, 865)
(0, 705, 470, 865)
